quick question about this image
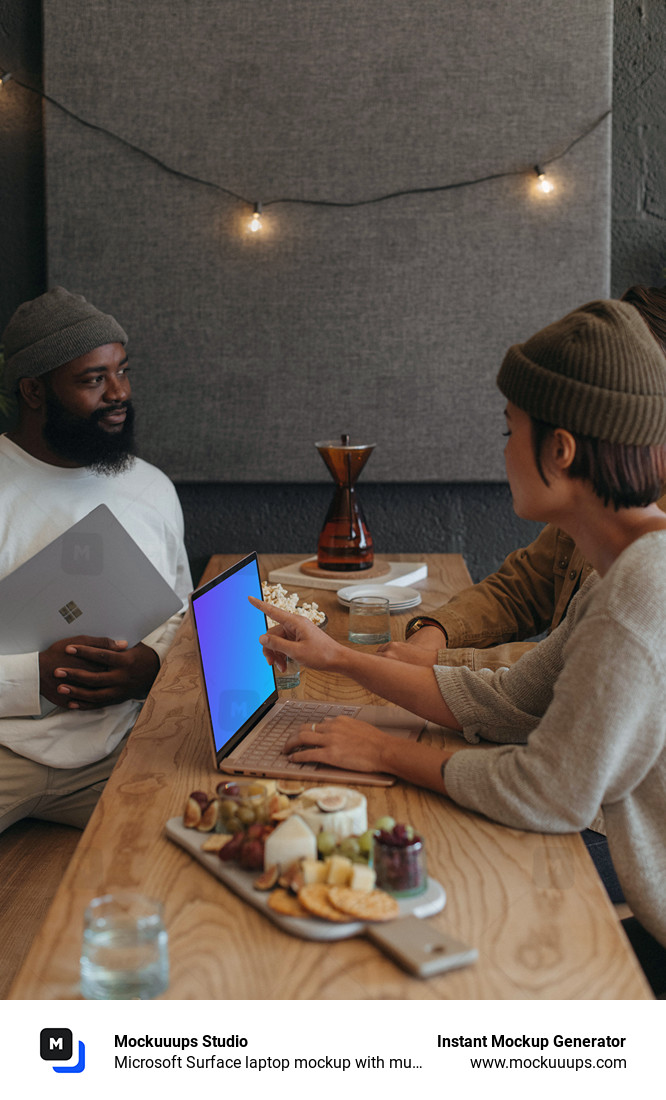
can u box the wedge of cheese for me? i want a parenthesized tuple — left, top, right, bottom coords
(326, 854, 354, 885)
(263, 814, 316, 871)
(350, 863, 376, 892)
(301, 858, 329, 885)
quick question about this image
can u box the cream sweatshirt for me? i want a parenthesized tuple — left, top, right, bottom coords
(436, 530, 666, 949)
(0, 435, 192, 767)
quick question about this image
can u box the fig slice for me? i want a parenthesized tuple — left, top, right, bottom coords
(197, 798, 221, 831)
(315, 792, 347, 813)
(183, 796, 203, 828)
(253, 865, 279, 891)
(276, 780, 306, 797)
(278, 860, 305, 893)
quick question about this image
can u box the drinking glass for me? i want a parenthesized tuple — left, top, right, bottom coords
(80, 892, 169, 999)
(348, 595, 391, 644)
(373, 834, 428, 898)
(275, 653, 301, 689)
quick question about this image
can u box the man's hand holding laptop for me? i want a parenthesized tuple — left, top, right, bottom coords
(39, 635, 160, 710)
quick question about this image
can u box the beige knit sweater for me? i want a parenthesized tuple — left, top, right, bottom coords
(436, 530, 666, 949)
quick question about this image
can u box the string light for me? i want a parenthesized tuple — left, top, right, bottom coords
(534, 166, 555, 194)
(1, 66, 609, 226)
(248, 202, 263, 232)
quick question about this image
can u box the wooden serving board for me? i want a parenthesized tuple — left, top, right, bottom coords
(166, 817, 445, 943)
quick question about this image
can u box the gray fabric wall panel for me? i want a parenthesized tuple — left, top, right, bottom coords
(43, 1, 611, 482)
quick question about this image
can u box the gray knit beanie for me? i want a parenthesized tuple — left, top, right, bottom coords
(497, 299, 666, 446)
(2, 286, 128, 391)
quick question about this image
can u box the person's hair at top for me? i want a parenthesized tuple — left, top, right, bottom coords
(620, 285, 666, 356)
(530, 418, 666, 510)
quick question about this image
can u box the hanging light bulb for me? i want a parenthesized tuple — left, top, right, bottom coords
(534, 166, 554, 194)
(249, 202, 263, 232)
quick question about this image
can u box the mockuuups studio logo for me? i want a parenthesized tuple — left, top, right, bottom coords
(62, 531, 104, 575)
(218, 690, 260, 731)
(40, 1028, 86, 1074)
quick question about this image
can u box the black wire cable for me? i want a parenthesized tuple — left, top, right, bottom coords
(1, 67, 611, 213)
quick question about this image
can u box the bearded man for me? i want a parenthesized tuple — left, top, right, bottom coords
(0, 287, 192, 833)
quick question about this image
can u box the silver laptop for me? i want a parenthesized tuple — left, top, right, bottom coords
(190, 553, 426, 787)
(0, 504, 184, 713)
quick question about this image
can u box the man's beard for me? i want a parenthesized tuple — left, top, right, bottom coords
(43, 391, 136, 474)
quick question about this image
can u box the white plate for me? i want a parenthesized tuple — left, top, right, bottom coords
(337, 584, 422, 610)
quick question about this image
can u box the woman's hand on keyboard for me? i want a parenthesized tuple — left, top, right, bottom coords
(285, 715, 390, 772)
(285, 713, 455, 794)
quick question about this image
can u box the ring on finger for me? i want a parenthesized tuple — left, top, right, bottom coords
(310, 722, 317, 733)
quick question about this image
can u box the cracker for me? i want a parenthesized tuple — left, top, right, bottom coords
(267, 888, 310, 918)
(328, 886, 400, 922)
(201, 833, 232, 852)
(297, 883, 352, 923)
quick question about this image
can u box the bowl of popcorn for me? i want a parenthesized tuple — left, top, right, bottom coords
(261, 582, 327, 631)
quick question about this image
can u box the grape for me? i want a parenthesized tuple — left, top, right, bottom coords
(239, 837, 265, 870)
(317, 830, 337, 857)
(217, 782, 241, 797)
(357, 829, 374, 855)
(373, 815, 396, 832)
(338, 836, 361, 861)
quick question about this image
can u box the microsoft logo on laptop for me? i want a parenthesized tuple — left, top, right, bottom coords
(58, 600, 83, 624)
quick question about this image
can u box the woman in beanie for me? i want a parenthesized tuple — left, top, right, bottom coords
(379, 283, 666, 674)
(252, 299, 666, 992)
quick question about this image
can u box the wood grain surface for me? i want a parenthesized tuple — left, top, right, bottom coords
(8, 554, 651, 1000)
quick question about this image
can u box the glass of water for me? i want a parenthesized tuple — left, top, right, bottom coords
(348, 595, 391, 644)
(80, 892, 169, 1000)
(275, 653, 301, 689)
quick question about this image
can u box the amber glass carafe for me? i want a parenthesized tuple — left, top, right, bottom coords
(315, 435, 375, 570)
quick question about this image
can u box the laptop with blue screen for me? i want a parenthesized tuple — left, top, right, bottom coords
(190, 553, 426, 787)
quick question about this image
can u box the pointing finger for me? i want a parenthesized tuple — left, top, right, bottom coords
(248, 596, 295, 625)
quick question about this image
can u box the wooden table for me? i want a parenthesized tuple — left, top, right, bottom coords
(9, 554, 651, 999)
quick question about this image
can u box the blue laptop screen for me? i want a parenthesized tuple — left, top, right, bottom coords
(191, 556, 277, 756)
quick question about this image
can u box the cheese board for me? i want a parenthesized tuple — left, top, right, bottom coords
(166, 816, 445, 944)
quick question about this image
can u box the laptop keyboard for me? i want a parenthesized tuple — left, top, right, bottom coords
(232, 700, 361, 771)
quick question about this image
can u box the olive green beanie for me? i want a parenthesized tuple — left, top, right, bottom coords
(497, 299, 666, 445)
(2, 286, 127, 391)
